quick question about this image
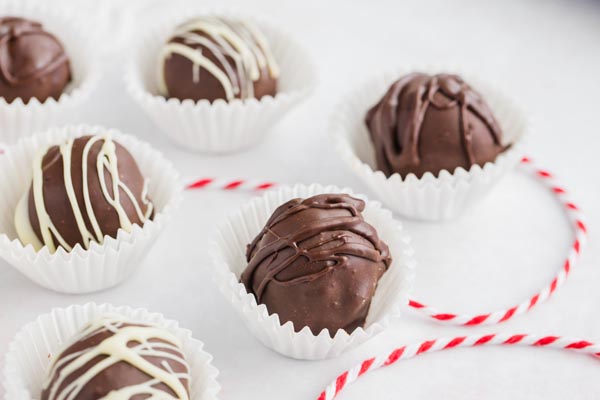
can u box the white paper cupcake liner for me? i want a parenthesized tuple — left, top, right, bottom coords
(0, 124, 182, 294)
(331, 68, 529, 221)
(124, 9, 317, 154)
(0, 1, 100, 144)
(209, 184, 416, 360)
(2, 302, 220, 400)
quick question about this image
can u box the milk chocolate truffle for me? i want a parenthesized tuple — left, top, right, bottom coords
(159, 16, 279, 102)
(0, 16, 71, 103)
(241, 193, 391, 335)
(14, 135, 154, 253)
(41, 316, 190, 400)
(365, 73, 506, 178)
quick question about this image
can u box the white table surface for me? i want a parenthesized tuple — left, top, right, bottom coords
(1, 0, 600, 398)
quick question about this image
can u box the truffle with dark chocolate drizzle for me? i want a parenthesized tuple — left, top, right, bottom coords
(14, 135, 154, 253)
(159, 16, 279, 102)
(240, 193, 391, 335)
(365, 73, 507, 178)
(0, 16, 71, 103)
(41, 316, 191, 400)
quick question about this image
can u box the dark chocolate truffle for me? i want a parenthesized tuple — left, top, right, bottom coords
(241, 193, 391, 335)
(0, 16, 71, 103)
(14, 135, 154, 253)
(41, 316, 191, 400)
(365, 73, 506, 178)
(159, 16, 279, 103)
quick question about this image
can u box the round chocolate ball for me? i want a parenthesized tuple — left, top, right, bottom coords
(159, 16, 279, 103)
(365, 73, 507, 178)
(41, 316, 191, 400)
(0, 16, 71, 103)
(14, 135, 154, 253)
(241, 193, 391, 335)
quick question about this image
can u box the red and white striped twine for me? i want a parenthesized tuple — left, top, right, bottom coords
(407, 156, 588, 325)
(185, 156, 588, 326)
(0, 146, 583, 327)
(317, 333, 600, 400)
(185, 176, 276, 191)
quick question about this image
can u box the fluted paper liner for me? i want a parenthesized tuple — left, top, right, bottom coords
(0, 1, 100, 144)
(210, 184, 416, 360)
(0, 124, 182, 294)
(332, 68, 528, 221)
(125, 9, 317, 154)
(2, 303, 220, 400)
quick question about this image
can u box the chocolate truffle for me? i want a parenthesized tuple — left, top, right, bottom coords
(0, 16, 71, 103)
(41, 316, 190, 400)
(14, 135, 154, 253)
(365, 73, 506, 178)
(159, 16, 279, 102)
(241, 193, 391, 335)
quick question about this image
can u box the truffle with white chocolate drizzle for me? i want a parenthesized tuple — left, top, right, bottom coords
(14, 135, 154, 253)
(159, 16, 279, 102)
(41, 316, 191, 400)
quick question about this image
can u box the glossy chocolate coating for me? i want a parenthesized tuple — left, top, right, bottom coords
(0, 17, 71, 103)
(365, 73, 506, 178)
(41, 319, 190, 400)
(241, 193, 391, 335)
(160, 17, 278, 102)
(26, 136, 152, 251)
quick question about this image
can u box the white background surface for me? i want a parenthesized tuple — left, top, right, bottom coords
(1, 0, 600, 398)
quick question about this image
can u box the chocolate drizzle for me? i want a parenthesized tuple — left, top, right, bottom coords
(41, 316, 190, 400)
(241, 193, 391, 335)
(14, 135, 154, 253)
(160, 16, 279, 102)
(0, 17, 71, 103)
(366, 73, 506, 178)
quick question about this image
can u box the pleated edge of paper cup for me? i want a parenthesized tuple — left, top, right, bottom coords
(123, 7, 318, 114)
(0, 124, 183, 292)
(330, 66, 530, 188)
(2, 302, 221, 400)
(0, 1, 101, 111)
(208, 183, 416, 360)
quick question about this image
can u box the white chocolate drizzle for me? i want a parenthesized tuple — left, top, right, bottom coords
(159, 16, 280, 100)
(14, 135, 153, 253)
(42, 316, 190, 400)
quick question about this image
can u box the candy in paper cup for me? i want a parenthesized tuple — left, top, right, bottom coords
(0, 1, 100, 144)
(0, 124, 182, 294)
(2, 302, 220, 400)
(331, 68, 528, 221)
(124, 9, 317, 154)
(209, 184, 416, 360)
